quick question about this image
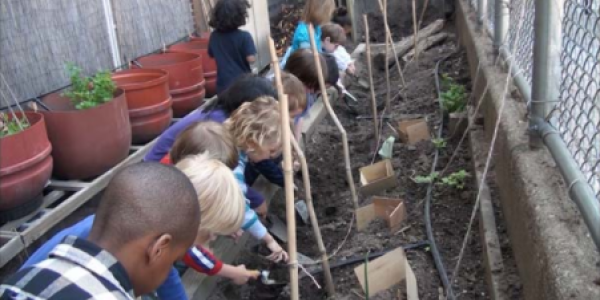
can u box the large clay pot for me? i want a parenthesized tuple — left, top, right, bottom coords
(136, 53, 206, 117)
(41, 89, 131, 180)
(112, 69, 173, 144)
(169, 41, 218, 98)
(0, 112, 53, 222)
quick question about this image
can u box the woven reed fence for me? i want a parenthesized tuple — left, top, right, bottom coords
(0, 0, 193, 103)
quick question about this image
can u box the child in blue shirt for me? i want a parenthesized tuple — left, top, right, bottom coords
(208, 0, 257, 94)
(280, 0, 336, 68)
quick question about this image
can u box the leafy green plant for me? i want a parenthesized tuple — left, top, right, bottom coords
(432, 138, 447, 149)
(412, 172, 439, 184)
(62, 63, 116, 110)
(440, 170, 470, 189)
(440, 74, 467, 113)
(0, 113, 29, 138)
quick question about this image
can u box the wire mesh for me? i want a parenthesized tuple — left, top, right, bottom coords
(487, 0, 495, 35)
(551, 0, 600, 199)
(505, 0, 535, 84)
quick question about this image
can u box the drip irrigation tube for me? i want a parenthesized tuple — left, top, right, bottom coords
(427, 54, 456, 299)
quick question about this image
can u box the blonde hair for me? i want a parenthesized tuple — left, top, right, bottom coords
(302, 0, 335, 25)
(176, 153, 245, 239)
(279, 72, 307, 112)
(170, 121, 238, 169)
(225, 96, 282, 150)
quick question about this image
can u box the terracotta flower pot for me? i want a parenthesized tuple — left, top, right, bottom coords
(169, 41, 218, 98)
(41, 89, 131, 180)
(136, 53, 206, 117)
(112, 69, 173, 144)
(0, 112, 53, 221)
(190, 32, 211, 47)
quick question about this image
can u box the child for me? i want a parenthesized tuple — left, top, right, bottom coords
(1, 163, 200, 299)
(225, 97, 289, 263)
(176, 153, 260, 285)
(168, 121, 288, 277)
(321, 23, 355, 77)
(332, 6, 353, 37)
(208, 0, 257, 93)
(281, 0, 336, 67)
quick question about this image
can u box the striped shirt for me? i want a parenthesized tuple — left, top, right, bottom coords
(233, 151, 267, 240)
(0, 236, 134, 300)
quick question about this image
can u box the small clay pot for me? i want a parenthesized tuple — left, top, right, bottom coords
(169, 41, 217, 98)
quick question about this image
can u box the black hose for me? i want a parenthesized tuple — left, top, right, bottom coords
(426, 54, 456, 300)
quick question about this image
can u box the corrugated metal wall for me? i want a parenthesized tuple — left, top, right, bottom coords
(0, 0, 193, 102)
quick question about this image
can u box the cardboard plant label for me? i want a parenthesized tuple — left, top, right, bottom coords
(359, 160, 397, 196)
(398, 119, 430, 145)
(354, 247, 419, 299)
(356, 197, 407, 231)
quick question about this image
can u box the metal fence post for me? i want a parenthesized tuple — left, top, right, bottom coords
(478, 0, 487, 26)
(101, 0, 122, 69)
(494, 0, 509, 53)
(530, 0, 563, 148)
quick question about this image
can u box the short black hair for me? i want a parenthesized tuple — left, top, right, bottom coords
(205, 74, 278, 115)
(323, 53, 339, 85)
(208, 0, 251, 32)
(90, 163, 200, 247)
(332, 7, 352, 28)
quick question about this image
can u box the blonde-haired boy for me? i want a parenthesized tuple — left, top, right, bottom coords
(226, 96, 289, 262)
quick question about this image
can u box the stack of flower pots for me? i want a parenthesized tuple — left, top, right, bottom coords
(112, 69, 172, 144)
(0, 112, 53, 223)
(136, 53, 206, 117)
(170, 33, 217, 98)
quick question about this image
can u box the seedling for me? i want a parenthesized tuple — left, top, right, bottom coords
(412, 172, 439, 184)
(440, 74, 467, 113)
(63, 63, 116, 110)
(440, 170, 470, 190)
(0, 113, 29, 138)
(432, 138, 447, 149)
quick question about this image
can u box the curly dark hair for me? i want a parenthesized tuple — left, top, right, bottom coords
(208, 0, 251, 32)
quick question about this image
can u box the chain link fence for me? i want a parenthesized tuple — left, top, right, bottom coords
(551, 0, 600, 197)
(468, 0, 600, 199)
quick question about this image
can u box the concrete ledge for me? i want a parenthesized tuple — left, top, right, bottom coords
(456, 1, 600, 300)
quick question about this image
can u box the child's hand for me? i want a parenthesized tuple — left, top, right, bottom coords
(266, 240, 289, 263)
(231, 264, 260, 285)
(293, 159, 301, 172)
(347, 63, 356, 75)
(230, 229, 244, 242)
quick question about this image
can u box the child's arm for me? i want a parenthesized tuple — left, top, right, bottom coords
(218, 264, 260, 285)
(262, 233, 289, 262)
(183, 246, 223, 275)
(247, 55, 256, 63)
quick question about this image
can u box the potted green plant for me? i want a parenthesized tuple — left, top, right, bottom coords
(41, 64, 131, 180)
(0, 111, 53, 223)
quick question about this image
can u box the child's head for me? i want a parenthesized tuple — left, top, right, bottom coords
(89, 163, 199, 296)
(225, 96, 282, 163)
(284, 49, 329, 92)
(209, 0, 251, 32)
(206, 74, 278, 115)
(302, 0, 335, 25)
(321, 23, 347, 53)
(170, 121, 238, 169)
(332, 6, 352, 35)
(176, 154, 245, 245)
(278, 72, 307, 119)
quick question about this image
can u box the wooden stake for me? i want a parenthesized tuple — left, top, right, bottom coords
(383, 0, 391, 110)
(364, 15, 380, 144)
(411, 0, 420, 61)
(268, 38, 299, 300)
(307, 25, 360, 213)
(376, 0, 407, 90)
(290, 137, 335, 297)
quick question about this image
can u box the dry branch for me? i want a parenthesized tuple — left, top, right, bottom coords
(372, 19, 445, 69)
(364, 15, 380, 143)
(307, 25, 360, 213)
(403, 33, 451, 61)
(290, 137, 335, 297)
(268, 38, 299, 300)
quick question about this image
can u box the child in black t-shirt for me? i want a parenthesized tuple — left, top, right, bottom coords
(208, 0, 257, 94)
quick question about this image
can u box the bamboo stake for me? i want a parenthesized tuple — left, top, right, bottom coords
(289, 136, 335, 297)
(364, 15, 380, 144)
(376, 0, 407, 90)
(411, 0, 420, 61)
(307, 25, 359, 213)
(383, 0, 391, 110)
(268, 38, 299, 300)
